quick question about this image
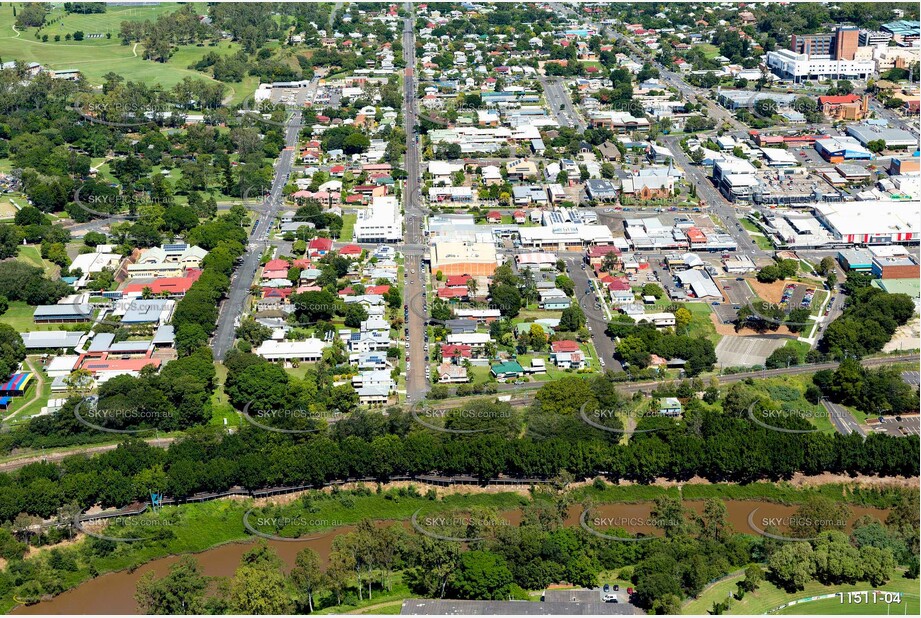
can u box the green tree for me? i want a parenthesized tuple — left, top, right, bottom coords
(290, 548, 323, 612)
(447, 550, 514, 600)
(768, 542, 816, 592)
(135, 556, 208, 614)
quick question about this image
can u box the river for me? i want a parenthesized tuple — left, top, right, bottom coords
(13, 500, 889, 615)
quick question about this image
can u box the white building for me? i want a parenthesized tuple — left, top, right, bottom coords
(255, 339, 328, 363)
(354, 196, 402, 242)
(766, 49, 874, 82)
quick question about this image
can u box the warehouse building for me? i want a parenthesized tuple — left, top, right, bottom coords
(814, 201, 920, 245)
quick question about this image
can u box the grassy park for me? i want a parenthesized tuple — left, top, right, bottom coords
(0, 4, 257, 98)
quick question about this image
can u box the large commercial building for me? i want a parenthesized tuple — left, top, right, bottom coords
(814, 202, 920, 245)
(430, 241, 498, 277)
(766, 49, 874, 82)
(845, 124, 918, 149)
(791, 27, 860, 60)
(353, 196, 402, 243)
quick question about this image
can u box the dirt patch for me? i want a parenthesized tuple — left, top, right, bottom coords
(646, 473, 918, 490)
(748, 278, 793, 303)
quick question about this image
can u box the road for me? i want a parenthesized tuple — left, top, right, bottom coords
(663, 134, 768, 259)
(562, 254, 621, 371)
(402, 4, 429, 402)
(429, 353, 921, 404)
(822, 399, 867, 437)
(212, 107, 304, 360)
(540, 75, 586, 131)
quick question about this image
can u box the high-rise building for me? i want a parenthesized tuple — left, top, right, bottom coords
(790, 26, 859, 60)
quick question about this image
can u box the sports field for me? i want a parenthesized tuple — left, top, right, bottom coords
(685, 569, 919, 615)
(0, 3, 256, 99)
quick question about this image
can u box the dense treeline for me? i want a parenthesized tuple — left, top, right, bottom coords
(813, 359, 919, 415)
(0, 373, 916, 524)
(820, 277, 915, 360)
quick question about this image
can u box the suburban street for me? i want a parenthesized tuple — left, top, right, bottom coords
(402, 4, 428, 402)
(562, 254, 622, 372)
(212, 109, 303, 360)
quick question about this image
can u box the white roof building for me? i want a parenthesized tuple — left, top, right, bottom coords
(354, 196, 402, 243)
(255, 339, 328, 362)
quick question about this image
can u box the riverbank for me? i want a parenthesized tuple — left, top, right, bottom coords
(4, 478, 912, 614)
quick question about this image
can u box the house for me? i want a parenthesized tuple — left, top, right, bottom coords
(255, 339, 327, 363)
(550, 340, 585, 369)
(339, 244, 363, 257)
(357, 384, 390, 406)
(441, 344, 473, 363)
(445, 319, 477, 335)
(308, 237, 334, 257)
(438, 364, 469, 383)
(491, 360, 524, 381)
(513, 210, 527, 223)
(538, 288, 571, 309)
(631, 312, 676, 328)
(350, 352, 389, 370)
(505, 159, 539, 180)
(486, 210, 502, 223)
(123, 269, 203, 298)
(659, 397, 682, 416)
(126, 244, 207, 278)
(352, 370, 393, 389)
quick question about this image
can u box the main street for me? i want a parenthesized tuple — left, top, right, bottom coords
(402, 4, 428, 402)
(540, 75, 587, 131)
(662, 134, 769, 260)
(212, 108, 303, 360)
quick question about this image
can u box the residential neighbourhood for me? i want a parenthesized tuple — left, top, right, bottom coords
(0, 2, 918, 617)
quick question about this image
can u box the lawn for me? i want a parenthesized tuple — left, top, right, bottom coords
(725, 571, 918, 615)
(0, 195, 19, 220)
(682, 301, 721, 346)
(17, 244, 57, 276)
(0, 5, 256, 95)
(697, 43, 720, 59)
(0, 357, 51, 423)
(740, 218, 775, 250)
(340, 213, 357, 241)
(209, 361, 239, 427)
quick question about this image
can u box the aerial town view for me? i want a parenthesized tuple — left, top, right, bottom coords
(0, 0, 918, 616)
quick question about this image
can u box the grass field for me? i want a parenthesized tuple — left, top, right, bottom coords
(340, 213, 357, 241)
(0, 196, 18, 220)
(683, 301, 721, 346)
(0, 4, 256, 97)
(740, 218, 775, 250)
(684, 570, 919, 615)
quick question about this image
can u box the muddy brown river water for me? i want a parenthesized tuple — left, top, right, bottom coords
(13, 500, 889, 614)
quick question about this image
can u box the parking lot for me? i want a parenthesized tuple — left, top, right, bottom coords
(902, 371, 920, 386)
(714, 335, 787, 367)
(869, 415, 920, 438)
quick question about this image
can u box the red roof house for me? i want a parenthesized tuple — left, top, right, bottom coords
(551, 340, 580, 353)
(445, 275, 473, 287)
(308, 237, 333, 256)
